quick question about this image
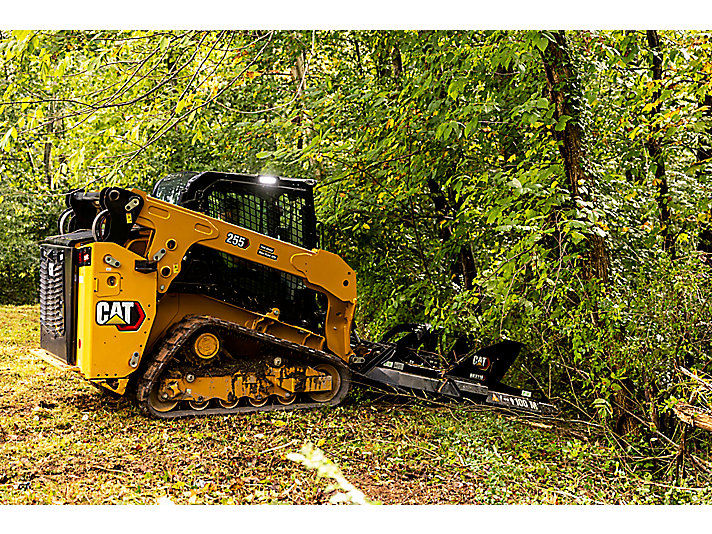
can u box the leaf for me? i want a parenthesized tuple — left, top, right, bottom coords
(554, 114, 571, 131)
(534, 33, 549, 53)
(447, 78, 465, 100)
(1, 127, 15, 150)
(465, 118, 479, 137)
(55, 58, 67, 78)
(12, 30, 31, 42)
(159, 35, 171, 51)
(255, 151, 272, 159)
(129, 125, 140, 143)
(570, 230, 585, 244)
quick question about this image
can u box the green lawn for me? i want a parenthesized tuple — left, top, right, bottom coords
(1, 305, 710, 504)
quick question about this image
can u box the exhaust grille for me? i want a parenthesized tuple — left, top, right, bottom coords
(39, 245, 66, 338)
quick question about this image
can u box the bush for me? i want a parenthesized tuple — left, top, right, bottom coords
(514, 253, 712, 456)
(0, 186, 64, 304)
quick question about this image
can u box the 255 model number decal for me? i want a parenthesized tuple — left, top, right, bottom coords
(225, 232, 250, 249)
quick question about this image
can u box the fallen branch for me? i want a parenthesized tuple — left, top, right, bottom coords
(679, 366, 712, 392)
(673, 402, 712, 433)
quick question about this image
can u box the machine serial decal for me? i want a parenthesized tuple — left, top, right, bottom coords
(96, 301, 146, 332)
(225, 232, 250, 249)
(257, 244, 278, 260)
(489, 392, 540, 411)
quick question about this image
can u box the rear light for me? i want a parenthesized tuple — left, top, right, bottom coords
(77, 247, 91, 266)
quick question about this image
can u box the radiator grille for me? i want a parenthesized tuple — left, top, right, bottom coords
(39, 245, 66, 338)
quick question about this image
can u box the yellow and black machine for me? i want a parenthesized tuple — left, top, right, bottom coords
(35, 171, 556, 418)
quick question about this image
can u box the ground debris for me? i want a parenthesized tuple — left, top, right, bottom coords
(2, 305, 712, 504)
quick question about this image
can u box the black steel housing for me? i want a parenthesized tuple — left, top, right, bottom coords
(39, 230, 93, 365)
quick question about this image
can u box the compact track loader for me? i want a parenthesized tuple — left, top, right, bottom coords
(34, 171, 557, 418)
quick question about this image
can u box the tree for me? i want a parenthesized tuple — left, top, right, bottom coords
(645, 30, 675, 257)
(540, 30, 609, 283)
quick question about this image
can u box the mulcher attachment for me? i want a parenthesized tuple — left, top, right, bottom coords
(351, 324, 557, 416)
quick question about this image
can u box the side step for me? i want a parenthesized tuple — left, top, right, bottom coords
(360, 365, 558, 416)
(30, 348, 80, 372)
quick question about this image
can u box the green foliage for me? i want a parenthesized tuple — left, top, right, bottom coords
(0, 185, 63, 303)
(2, 30, 712, 459)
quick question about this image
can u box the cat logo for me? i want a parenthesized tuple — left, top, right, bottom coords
(95, 301, 146, 332)
(472, 354, 491, 370)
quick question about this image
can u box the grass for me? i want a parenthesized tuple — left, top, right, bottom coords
(2, 304, 712, 504)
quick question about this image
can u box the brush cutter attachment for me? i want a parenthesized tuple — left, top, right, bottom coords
(351, 324, 557, 415)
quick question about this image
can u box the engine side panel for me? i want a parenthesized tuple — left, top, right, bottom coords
(75, 242, 157, 379)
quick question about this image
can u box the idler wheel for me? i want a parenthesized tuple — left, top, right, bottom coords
(308, 364, 341, 403)
(148, 386, 178, 413)
(192, 332, 220, 360)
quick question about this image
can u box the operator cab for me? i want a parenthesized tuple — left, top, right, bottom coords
(152, 171, 326, 334)
(152, 171, 318, 249)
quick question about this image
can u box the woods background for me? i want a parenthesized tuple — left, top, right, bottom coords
(2, 30, 712, 481)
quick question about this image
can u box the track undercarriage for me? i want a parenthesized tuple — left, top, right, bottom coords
(136, 315, 351, 419)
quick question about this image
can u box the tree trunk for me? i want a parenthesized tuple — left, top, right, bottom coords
(696, 94, 712, 167)
(290, 49, 307, 151)
(43, 101, 55, 189)
(645, 30, 675, 258)
(543, 31, 634, 435)
(426, 178, 477, 290)
(540, 31, 609, 284)
(290, 38, 325, 182)
(391, 44, 403, 77)
(696, 87, 712, 259)
(417, 32, 476, 290)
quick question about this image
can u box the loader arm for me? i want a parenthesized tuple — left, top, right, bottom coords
(130, 189, 356, 361)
